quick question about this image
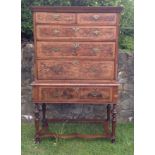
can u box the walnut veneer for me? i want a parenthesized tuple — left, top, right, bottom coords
(31, 6, 123, 143)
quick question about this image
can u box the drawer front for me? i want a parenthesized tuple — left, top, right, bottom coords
(36, 25, 116, 41)
(35, 13, 76, 24)
(39, 86, 112, 102)
(37, 60, 114, 80)
(36, 42, 115, 59)
(77, 13, 117, 25)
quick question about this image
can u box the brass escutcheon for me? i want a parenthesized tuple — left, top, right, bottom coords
(52, 29, 60, 35)
(73, 43, 80, 49)
(71, 43, 80, 55)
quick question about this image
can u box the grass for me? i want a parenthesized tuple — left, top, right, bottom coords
(21, 122, 134, 155)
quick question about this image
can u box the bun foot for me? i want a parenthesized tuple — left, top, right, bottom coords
(111, 138, 115, 143)
(35, 137, 41, 144)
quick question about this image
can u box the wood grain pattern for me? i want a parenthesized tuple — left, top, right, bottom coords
(36, 42, 115, 59)
(36, 25, 116, 41)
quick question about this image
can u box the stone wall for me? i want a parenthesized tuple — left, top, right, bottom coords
(21, 43, 134, 122)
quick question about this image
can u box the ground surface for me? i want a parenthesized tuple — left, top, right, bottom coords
(21, 123, 133, 155)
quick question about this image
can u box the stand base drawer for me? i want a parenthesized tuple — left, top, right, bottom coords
(32, 85, 118, 104)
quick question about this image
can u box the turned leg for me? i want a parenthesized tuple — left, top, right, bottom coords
(107, 104, 111, 121)
(111, 104, 117, 143)
(34, 104, 40, 143)
(103, 104, 111, 135)
(42, 103, 48, 130)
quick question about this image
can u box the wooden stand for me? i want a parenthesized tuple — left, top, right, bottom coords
(34, 103, 117, 143)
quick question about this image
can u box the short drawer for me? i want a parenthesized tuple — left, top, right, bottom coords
(77, 13, 117, 25)
(38, 86, 113, 103)
(37, 60, 115, 80)
(35, 13, 76, 24)
(36, 42, 115, 59)
(36, 25, 116, 41)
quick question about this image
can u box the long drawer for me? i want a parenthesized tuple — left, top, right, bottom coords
(36, 25, 116, 41)
(37, 60, 115, 80)
(36, 42, 115, 59)
(32, 85, 118, 103)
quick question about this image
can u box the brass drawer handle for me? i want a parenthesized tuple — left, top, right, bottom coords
(38, 15, 43, 20)
(72, 27, 80, 32)
(93, 30, 101, 36)
(44, 47, 60, 52)
(92, 15, 100, 20)
(72, 60, 79, 65)
(51, 48, 60, 52)
(52, 14, 60, 20)
(92, 47, 100, 53)
(51, 91, 61, 98)
(88, 67, 98, 73)
(88, 91, 102, 98)
(50, 65, 63, 74)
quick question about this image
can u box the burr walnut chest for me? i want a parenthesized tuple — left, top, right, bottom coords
(31, 6, 123, 143)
